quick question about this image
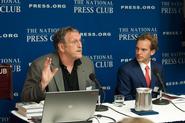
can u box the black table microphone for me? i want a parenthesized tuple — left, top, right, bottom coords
(152, 67, 169, 105)
(89, 73, 108, 111)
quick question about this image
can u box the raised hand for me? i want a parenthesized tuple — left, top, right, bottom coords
(40, 57, 58, 91)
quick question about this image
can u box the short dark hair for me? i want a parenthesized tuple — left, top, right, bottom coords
(136, 32, 158, 51)
(52, 26, 80, 50)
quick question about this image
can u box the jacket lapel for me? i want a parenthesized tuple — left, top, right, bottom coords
(77, 61, 86, 90)
(54, 69, 65, 91)
(51, 53, 65, 91)
(134, 60, 147, 87)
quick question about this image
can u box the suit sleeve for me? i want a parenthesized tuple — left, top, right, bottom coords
(116, 67, 134, 100)
(21, 61, 45, 102)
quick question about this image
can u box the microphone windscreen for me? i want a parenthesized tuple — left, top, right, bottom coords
(89, 73, 96, 81)
(153, 66, 159, 75)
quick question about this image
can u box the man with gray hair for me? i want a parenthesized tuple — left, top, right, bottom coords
(21, 26, 96, 102)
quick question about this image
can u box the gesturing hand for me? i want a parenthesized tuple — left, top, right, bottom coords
(40, 57, 58, 91)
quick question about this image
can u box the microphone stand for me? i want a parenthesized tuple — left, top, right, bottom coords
(152, 90, 170, 105)
(89, 73, 108, 111)
(95, 88, 108, 112)
(152, 70, 170, 105)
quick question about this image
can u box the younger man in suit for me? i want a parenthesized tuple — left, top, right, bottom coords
(116, 32, 164, 100)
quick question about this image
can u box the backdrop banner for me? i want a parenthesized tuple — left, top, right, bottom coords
(0, 0, 185, 122)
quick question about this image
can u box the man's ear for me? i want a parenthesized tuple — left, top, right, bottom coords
(58, 43, 65, 52)
(150, 49, 156, 56)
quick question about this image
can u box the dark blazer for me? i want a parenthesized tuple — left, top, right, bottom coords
(21, 52, 96, 102)
(116, 58, 164, 100)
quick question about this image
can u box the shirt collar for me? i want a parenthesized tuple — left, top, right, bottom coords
(60, 59, 82, 69)
(139, 61, 151, 70)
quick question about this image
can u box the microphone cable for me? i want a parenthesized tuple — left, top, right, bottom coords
(107, 105, 133, 118)
(169, 99, 185, 112)
(87, 116, 100, 123)
(162, 92, 185, 112)
(94, 114, 117, 123)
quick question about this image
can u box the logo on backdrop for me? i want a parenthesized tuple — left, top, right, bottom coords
(0, 33, 18, 39)
(26, 28, 58, 43)
(161, 1, 183, 14)
(118, 27, 157, 41)
(0, 0, 21, 13)
(0, 117, 9, 123)
(0, 58, 22, 72)
(81, 32, 111, 37)
(120, 58, 132, 63)
(162, 52, 185, 65)
(28, 2, 66, 9)
(166, 80, 185, 86)
(120, 57, 156, 63)
(73, 0, 113, 14)
(87, 54, 113, 68)
(162, 31, 182, 36)
(120, 4, 156, 11)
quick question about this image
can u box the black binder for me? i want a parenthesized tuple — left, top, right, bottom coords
(0, 64, 13, 100)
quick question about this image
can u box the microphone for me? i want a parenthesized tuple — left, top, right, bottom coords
(152, 67, 169, 105)
(89, 73, 104, 91)
(153, 68, 166, 92)
(89, 73, 108, 111)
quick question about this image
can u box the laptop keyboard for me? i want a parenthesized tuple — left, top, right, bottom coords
(56, 121, 92, 123)
(30, 116, 92, 123)
(30, 116, 42, 123)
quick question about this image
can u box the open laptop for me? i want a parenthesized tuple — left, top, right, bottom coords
(40, 90, 99, 123)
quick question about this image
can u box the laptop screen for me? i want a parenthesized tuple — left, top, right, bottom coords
(41, 90, 99, 123)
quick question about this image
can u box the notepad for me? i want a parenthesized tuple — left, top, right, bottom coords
(130, 108, 159, 116)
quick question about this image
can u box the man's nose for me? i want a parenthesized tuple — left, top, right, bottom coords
(136, 49, 142, 55)
(78, 41, 82, 48)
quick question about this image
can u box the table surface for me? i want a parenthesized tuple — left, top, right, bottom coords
(12, 95, 185, 123)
